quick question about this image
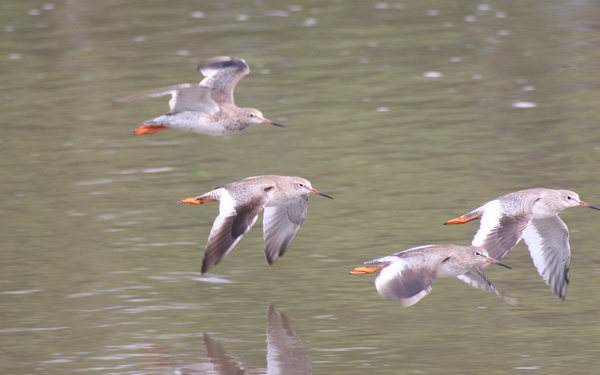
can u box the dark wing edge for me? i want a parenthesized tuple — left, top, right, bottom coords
(472, 208, 532, 267)
(198, 57, 250, 104)
(201, 197, 266, 274)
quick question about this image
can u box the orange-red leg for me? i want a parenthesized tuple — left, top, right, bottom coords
(180, 197, 217, 205)
(350, 265, 387, 274)
(444, 216, 478, 225)
(134, 125, 168, 135)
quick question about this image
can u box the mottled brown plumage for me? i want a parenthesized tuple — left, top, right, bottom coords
(113, 57, 284, 135)
(351, 244, 516, 307)
(181, 175, 333, 274)
(445, 188, 600, 300)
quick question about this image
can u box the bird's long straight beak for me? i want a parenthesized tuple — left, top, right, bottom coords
(486, 257, 512, 269)
(262, 118, 285, 127)
(308, 188, 334, 199)
(578, 201, 600, 211)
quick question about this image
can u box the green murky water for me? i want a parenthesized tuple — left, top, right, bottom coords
(2, 1, 600, 374)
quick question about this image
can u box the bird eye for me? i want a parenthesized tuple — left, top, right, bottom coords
(249, 113, 256, 118)
(566, 196, 572, 200)
(474, 251, 482, 256)
(298, 183, 305, 187)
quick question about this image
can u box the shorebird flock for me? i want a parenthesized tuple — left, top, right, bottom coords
(114, 56, 599, 308)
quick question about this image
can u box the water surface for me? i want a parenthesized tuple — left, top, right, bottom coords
(2, 1, 600, 374)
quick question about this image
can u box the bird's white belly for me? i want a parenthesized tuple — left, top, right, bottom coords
(437, 263, 468, 278)
(156, 112, 233, 136)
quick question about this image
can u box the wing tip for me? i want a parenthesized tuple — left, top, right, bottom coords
(264, 242, 289, 266)
(201, 260, 210, 275)
(504, 295, 520, 306)
(198, 56, 248, 75)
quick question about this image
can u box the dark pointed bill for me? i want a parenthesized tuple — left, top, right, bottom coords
(308, 188, 334, 200)
(262, 118, 286, 127)
(485, 257, 512, 269)
(578, 201, 600, 211)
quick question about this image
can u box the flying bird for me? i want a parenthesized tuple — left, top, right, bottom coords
(113, 56, 284, 135)
(445, 188, 600, 300)
(350, 244, 516, 307)
(181, 175, 333, 274)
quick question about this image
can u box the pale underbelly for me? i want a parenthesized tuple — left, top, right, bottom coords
(147, 112, 242, 136)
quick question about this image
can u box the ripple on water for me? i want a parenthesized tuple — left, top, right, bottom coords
(138, 241, 198, 247)
(95, 213, 120, 221)
(66, 286, 152, 298)
(0, 288, 43, 294)
(268, 10, 289, 17)
(0, 326, 70, 333)
(194, 275, 234, 283)
(303, 17, 317, 26)
(120, 302, 205, 313)
(76, 178, 113, 186)
(40, 359, 73, 364)
(423, 71, 443, 78)
(512, 101, 537, 108)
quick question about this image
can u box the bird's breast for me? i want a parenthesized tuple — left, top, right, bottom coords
(531, 200, 562, 219)
(437, 262, 470, 278)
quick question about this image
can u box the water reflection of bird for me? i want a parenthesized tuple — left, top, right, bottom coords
(180, 175, 333, 274)
(351, 244, 517, 307)
(176, 304, 312, 375)
(445, 188, 600, 300)
(113, 56, 285, 135)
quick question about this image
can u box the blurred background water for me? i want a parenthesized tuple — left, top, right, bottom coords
(1, 0, 600, 374)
